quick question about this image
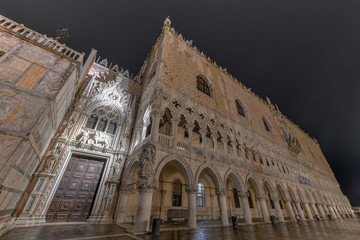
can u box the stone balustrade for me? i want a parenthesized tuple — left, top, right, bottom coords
(0, 15, 84, 62)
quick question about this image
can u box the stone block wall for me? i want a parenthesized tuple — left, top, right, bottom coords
(0, 30, 81, 221)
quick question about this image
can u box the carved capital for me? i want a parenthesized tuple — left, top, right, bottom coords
(256, 194, 266, 201)
(185, 185, 198, 193)
(239, 191, 250, 199)
(271, 196, 280, 202)
(136, 179, 157, 192)
(215, 188, 227, 196)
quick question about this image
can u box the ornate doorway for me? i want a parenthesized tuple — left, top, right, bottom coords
(46, 155, 105, 222)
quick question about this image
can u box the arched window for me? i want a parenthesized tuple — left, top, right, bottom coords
(197, 182, 205, 207)
(262, 117, 272, 133)
(85, 105, 119, 134)
(233, 189, 241, 208)
(196, 76, 211, 96)
(235, 100, 246, 118)
(172, 180, 182, 206)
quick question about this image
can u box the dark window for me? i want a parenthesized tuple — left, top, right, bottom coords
(96, 119, 107, 132)
(248, 190, 254, 208)
(252, 153, 257, 162)
(106, 122, 117, 134)
(196, 76, 211, 96)
(197, 182, 205, 207)
(235, 100, 246, 117)
(266, 160, 270, 166)
(233, 189, 241, 208)
(260, 157, 264, 165)
(0, 51, 5, 57)
(184, 130, 189, 138)
(262, 117, 271, 132)
(85, 116, 98, 129)
(172, 180, 182, 206)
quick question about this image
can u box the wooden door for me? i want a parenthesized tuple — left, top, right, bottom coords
(46, 156, 105, 222)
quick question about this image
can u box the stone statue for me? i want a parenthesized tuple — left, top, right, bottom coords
(138, 143, 156, 179)
(112, 157, 122, 178)
(43, 154, 57, 172)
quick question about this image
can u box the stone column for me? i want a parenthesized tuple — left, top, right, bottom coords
(295, 201, 305, 220)
(304, 202, 314, 220)
(115, 187, 132, 224)
(216, 189, 229, 226)
(172, 118, 180, 149)
(187, 124, 194, 153)
(328, 205, 337, 218)
(284, 199, 296, 221)
(317, 204, 326, 218)
(272, 196, 284, 222)
(257, 195, 270, 223)
(240, 192, 252, 224)
(159, 190, 167, 219)
(323, 204, 330, 215)
(185, 186, 197, 228)
(310, 202, 320, 217)
(212, 136, 218, 156)
(199, 129, 207, 157)
(151, 112, 161, 143)
(133, 180, 156, 233)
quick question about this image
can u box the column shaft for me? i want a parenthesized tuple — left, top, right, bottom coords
(285, 200, 296, 221)
(295, 202, 305, 220)
(188, 192, 197, 228)
(218, 194, 229, 226)
(240, 196, 253, 224)
(151, 114, 161, 143)
(304, 203, 314, 220)
(259, 198, 270, 223)
(133, 190, 154, 233)
(273, 199, 284, 222)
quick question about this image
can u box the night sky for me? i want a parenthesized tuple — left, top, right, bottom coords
(2, 0, 360, 204)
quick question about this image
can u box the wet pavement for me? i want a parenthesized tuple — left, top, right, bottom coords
(1, 218, 360, 240)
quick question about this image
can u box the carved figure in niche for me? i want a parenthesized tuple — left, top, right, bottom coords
(60, 115, 76, 137)
(138, 143, 156, 179)
(51, 143, 64, 159)
(112, 157, 122, 178)
(75, 129, 89, 143)
(43, 154, 57, 172)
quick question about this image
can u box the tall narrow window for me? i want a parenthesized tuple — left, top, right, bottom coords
(197, 182, 205, 207)
(196, 76, 211, 96)
(172, 180, 182, 206)
(233, 189, 241, 208)
(85, 116, 98, 129)
(106, 122, 117, 134)
(96, 119, 107, 132)
(235, 100, 246, 118)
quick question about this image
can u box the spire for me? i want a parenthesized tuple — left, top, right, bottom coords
(164, 16, 171, 28)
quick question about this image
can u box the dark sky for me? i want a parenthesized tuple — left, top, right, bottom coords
(2, 0, 360, 204)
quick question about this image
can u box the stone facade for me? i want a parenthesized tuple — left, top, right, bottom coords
(0, 15, 354, 236)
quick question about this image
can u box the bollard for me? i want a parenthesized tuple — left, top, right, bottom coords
(270, 215, 276, 225)
(152, 218, 161, 236)
(232, 216, 239, 229)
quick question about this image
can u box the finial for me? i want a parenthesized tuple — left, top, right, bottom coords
(164, 16, 171, 28)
